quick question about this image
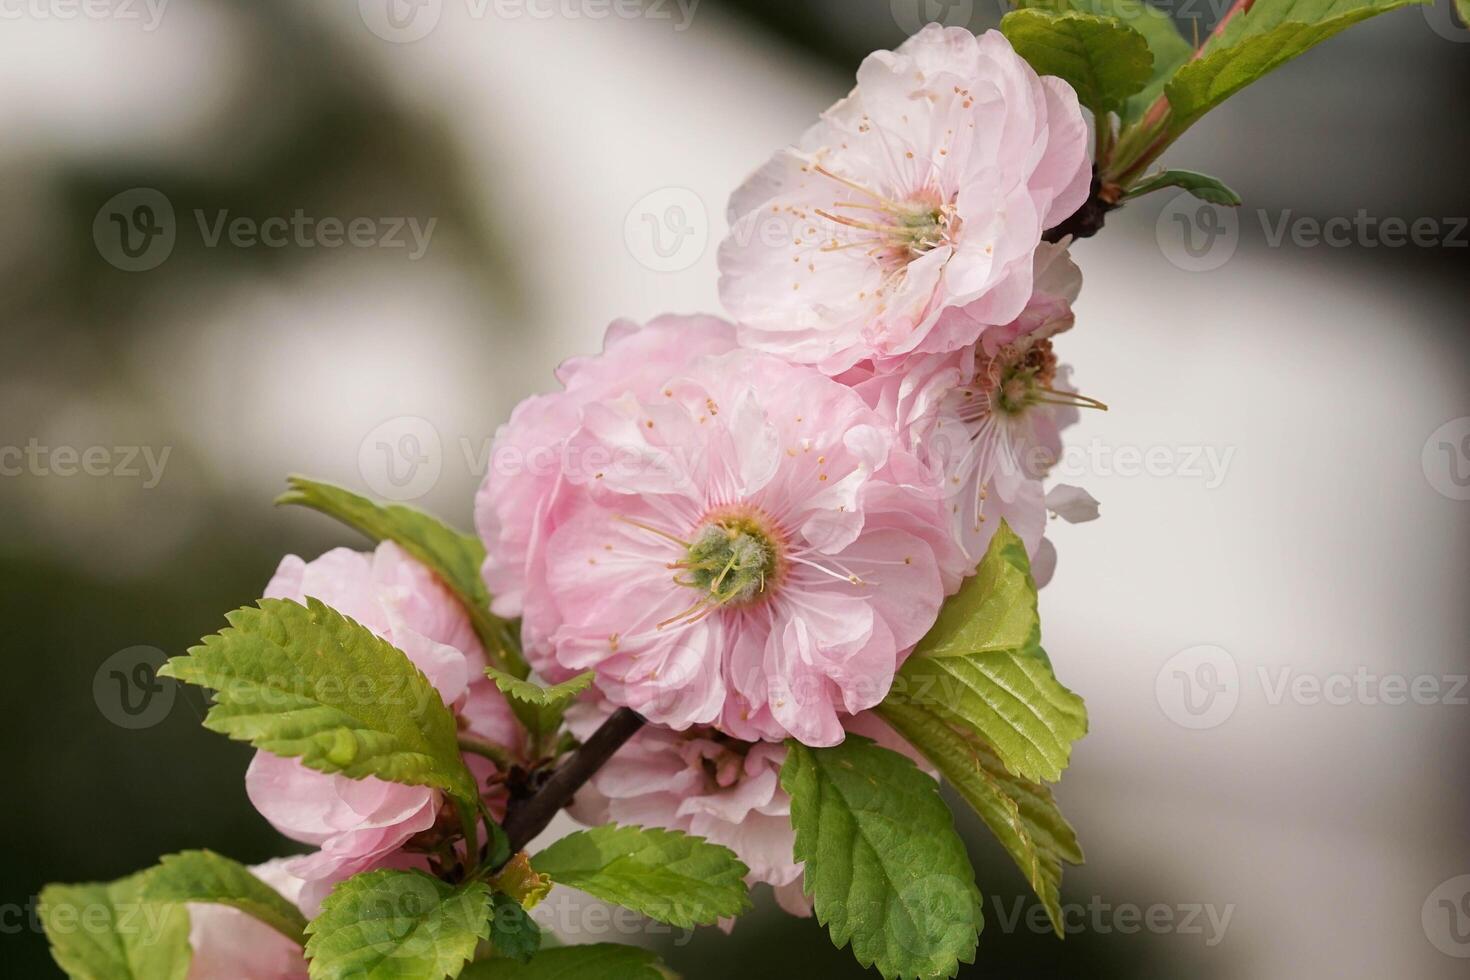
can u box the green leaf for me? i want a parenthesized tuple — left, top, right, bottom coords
(161, 597, 479, 804)
(1124, 169, 1243, 204)
(888, 642, 1087, 784)
(487, 893, 541, 964)
(142, 850, 307, 947)
(530, 825, 751, 929)
(304, 870, 490, 980)
(41, 873, 192, 980)
(1017, 0, 1193, 124)
(1001, 8, 1154, 116)
(781, 736, 982, 980)
(917, 521, 1039, 660)
(277, 476, 524, 675)
(1165, 0, 1428, 134)
(887, 521, 1086, 783)
(460, 944, 673, 980)
(878, 701, 1083, 937)
(485, 666, 594, 739)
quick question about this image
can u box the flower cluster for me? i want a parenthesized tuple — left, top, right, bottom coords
(468, 22, 1099, 919)
(195, 24, 1102, 968)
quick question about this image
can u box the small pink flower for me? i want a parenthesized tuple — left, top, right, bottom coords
(508, 347, 963, 746)
(474, 315, 737, 669)
(185, 858, 308, 980)
(840, 242, 1095, 569)
(246, 541, 521, 913)
(719, 25, 1090, 374)
(565, 705, 935, 920)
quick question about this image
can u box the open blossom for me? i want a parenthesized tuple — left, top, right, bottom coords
(719, 25, 1090, 374)
(474, 314, 737, 668)
(245, 541, 521, 913)
(186, 858, 307, 980)
(840, 241, 1098, 569)
(565, 705, 931, 919)
(493, 341, 964, 746)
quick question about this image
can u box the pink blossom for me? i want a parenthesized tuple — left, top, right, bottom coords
(185, 858, 307, 980)
(719, 25, 1090, 374)
(840, 242, 1093, 569)
(246, 542, 521, 913)
(474, 315, 737, 669)
(565, 706, 935, 920)
(509, 347, 963, 746)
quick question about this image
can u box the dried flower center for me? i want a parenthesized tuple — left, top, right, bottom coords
(679, 511, 783, 607)
(993, 339, 1059, 416)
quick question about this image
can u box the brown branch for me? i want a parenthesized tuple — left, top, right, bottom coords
(1043, 170, 1116, 244)
(497, 707, 646, 861)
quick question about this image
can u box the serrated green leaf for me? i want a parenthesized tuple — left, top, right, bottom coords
(916, 520, 1038, 659)
(1166, 0, 1428, 134)
(161, 597, 478, 804)
(142, 850, 307, 947)
(41, 873, 192, 980)
(485, 667, 593, 739)
(879, 701, 1083, 937)
(781, 736, 982, 980)
(888, 643, 1087, 784)
(460, 944, 673, 980)
(530, 825, 751, 929)
(277, 476, 524, 676)
(487, 893, 541, 964)
(888, 521, 1086, 783)
(1018, 0, 1193, 124)
(1001, 8, 1154, 116)
(304, 870, 489, 980)
(1125, 169, 1242, 204)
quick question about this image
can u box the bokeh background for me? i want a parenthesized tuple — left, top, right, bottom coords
(2, 0, 1468, 976)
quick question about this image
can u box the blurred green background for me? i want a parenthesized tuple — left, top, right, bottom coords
(3, 0, 1467, 976)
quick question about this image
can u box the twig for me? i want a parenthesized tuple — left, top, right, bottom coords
(497, 707, 646, 862)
